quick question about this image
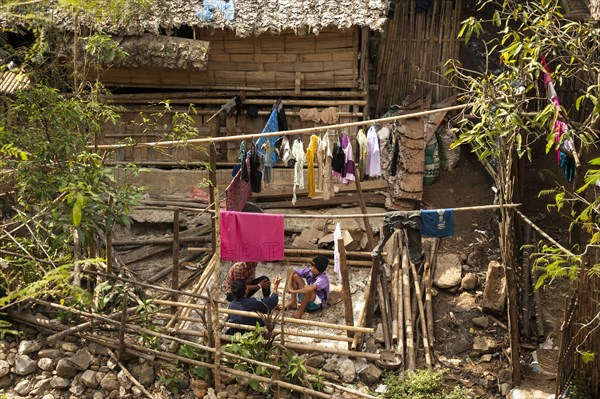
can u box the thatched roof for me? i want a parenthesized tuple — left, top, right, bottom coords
(49, 0, 391, 38)
(115, 35, 209, 70)
(0, 70, 31, 93)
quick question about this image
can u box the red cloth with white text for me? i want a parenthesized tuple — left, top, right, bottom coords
(220, 211, 285, 261)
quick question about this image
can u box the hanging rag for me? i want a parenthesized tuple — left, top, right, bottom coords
(225, 158, 252, 212)
(291, 139, 306, 205)
(249, 144, 262, 193)
(340, 132, 356, 184)
(333, 222, 343, 280)
(420, 209, 455, 237)
(356, 128, 368, 179)
(366, 125, 382, 177)
(306, 135, 319, 198)
(255, 105, 280, 166)
(371, 211, 423, 267)
(220, 211, 285, 262)
(274, 136, 292, 166)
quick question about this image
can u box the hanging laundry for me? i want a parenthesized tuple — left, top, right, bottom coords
(356, 128, 368, 180)
(366, 125, 382, 177)
(316, 135, 325, 192)
(261, 141, 272, 184)
(249, 144, 262, 193)
(322, 132, 337, 201)
(274, 136, 292, 166)
(291, 139, 306, 205)
(220, 211, 285, 262)
(195, 0, 235, 21)
(420, 209, 455, 237)
(298, 107, 340, 124)
(331, 141, 346, 175)
(277, 102, 289, 132)
(306, 135, 319, 198)
(540, 55, 577, 183)
(334, 132, 356, 184)
(225, 158, 252, 212)
(371, 211, 423, 267)
(333, 222, 343, 280)
(255, 105, 280, 166)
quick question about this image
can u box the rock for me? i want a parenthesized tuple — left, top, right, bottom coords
(93, 391, 104, 399)
(482, 260, 506, 316)
(480, 354, 492, 362)
(50, 377, 71, 389)
(459, 252, 468, 262)
(37, 358, 54, 371)
(18, 340, 42, 355)
(131, 386, 142, 398)
(61, 342, 80, 353)
(14, 379, 34, 395)
(461, 273, 479, 290)
(467, 250, 485, 269)
(433, 254, 462, 289)
(70, 348, 94, 371)
(0, 374, 12, 389)
(69, 382, 86, 396)
(81, 369, 99, 389)
(38, 349, 61, 359)
(323, 358, 338, 373)
(449, 336, 471, 355)
(338, 359, 356, 383)
(363, 337, 379, 354)
(42, 394, 54, 399)
(205, 388, 217, 399)
(55, 358, 79, 378)
(117, 370, 132, 390)
(357, 364, 381, 386)
(472, 316, 489, 329)
(15, 354, 37, 375)
(0, 359, 9, 378)
(472, 336, 497, 354)
(500, 382, 512, 396)
(455, 292, 477, 309)
(100, 372, 120, 392)
(191, 379, 209, 398)
(373, 323, 384, 343)
(131, 361, 155, 387)
(30, 377, 53, 396)
(498, 368, 512, 383)
(305, 354, 325, 368)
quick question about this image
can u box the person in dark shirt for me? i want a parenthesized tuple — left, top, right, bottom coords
(225, 276, 281, 335)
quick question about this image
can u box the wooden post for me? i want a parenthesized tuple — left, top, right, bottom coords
(521, 224, 531, 338)
(402, 245, 415, 370)
(338, 238, 355, 349)
(209, 143, 218, 253)
(118, 290, 128, 361)
(410, 261, 432, 368)
(171, 208, 180, 314)
(354, 178, 375, 250)
(212, 188, 222, 392)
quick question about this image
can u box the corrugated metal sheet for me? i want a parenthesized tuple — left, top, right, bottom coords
(0, 70, 31, 93)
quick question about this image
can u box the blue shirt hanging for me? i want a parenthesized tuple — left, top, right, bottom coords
(255, 108, 280, 166)
(420, 209, 455, 237)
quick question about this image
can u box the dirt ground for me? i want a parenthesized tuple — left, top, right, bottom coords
(114, 143, 574, 398)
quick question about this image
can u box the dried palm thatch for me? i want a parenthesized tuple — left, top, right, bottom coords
(18, 0, 390, 38)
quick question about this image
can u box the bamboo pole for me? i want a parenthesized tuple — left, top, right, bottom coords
(209, 143, 217, 253)
(391, 241, 400, 344)
(338, 238, 355, 349)
(284, 256, 372, 267)
(397, 231, 405, 359)
(107, 349, 156, 399)
(376, 274, 391, 349)
(171, 208, 180, 314)
(521, 224, 532, 338)
(410, 261, 432, 368)
(153, 298, 374, 333)
(92, 103, 473, 150)
(118, 291, 128, 361)
(212, 189, 222, 393)
(402, 245, 415, 370)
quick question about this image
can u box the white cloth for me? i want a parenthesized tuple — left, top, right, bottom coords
(366, 125, 382, 177)
(356, 128, 368, 177)
(340, 132, 355, 184)
(291, 139, 306, 205)
(333, 222, 342, 280)
(280, 136, 292, 166)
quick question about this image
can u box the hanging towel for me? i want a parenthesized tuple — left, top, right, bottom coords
(255, 107, 280, 166)
(366, 125, 382, 177)
(420, 209, 455, 238)
(291, 139, 306, 205)
(225, 158, 252, 212)
(333, 222, 342, 280)
(306, 135, 319, 198)
(220, 211, 285, 262)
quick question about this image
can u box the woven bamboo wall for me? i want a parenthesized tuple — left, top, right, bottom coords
(556, 261, 600, 397)
(373, 0, 462, 114)
(99, 27, 359, 91)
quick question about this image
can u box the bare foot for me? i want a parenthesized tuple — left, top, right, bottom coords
(291, 311, 304, 319)
(280, 302, 298, 311)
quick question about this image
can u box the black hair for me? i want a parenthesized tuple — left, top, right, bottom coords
(231, 279, 247, 299)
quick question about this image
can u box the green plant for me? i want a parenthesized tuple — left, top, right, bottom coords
(158, 364, 187, 395)
(135, 298, 159, 349)
(383, 369, 473, 399)
(564, 370, 592, 399)
(177, 343, 211, 381)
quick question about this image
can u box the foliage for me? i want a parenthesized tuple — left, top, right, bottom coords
(0, 316, 19, 339)
(383, 369, 473, 399)
(158, 364, 187, 395)
(563, 370, 592, 399)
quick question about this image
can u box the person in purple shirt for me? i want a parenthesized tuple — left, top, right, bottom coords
(285, 255, 330, 319)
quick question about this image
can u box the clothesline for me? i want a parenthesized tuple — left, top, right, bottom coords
(208, 203, 520, 218)
(91, 103, 473, 150)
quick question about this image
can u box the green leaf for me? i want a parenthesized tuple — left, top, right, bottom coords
(72, 202, 82, 226)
